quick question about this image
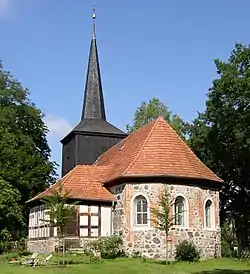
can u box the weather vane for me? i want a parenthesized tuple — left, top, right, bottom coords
(92, 5, 97, 38)
(92, 5, 96, 20)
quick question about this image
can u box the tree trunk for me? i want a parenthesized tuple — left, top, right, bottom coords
(165, 234, 168, 265)
(62, 236, 65, 265)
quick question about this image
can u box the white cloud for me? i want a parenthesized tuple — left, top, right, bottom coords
(44, 115, 72, 139)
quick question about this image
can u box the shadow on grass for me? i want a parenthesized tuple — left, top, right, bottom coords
(195, 270, 250, 274)
(141, 259, 167, 265)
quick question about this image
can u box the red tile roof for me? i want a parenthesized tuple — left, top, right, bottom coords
(28, 165, 115, 203)
(95, 117, 223, 183)
(28, 117, 222, 203)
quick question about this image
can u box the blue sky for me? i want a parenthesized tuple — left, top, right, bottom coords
(0, 0, 249, 174)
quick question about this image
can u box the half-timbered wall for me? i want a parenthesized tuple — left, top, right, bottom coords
(79, 205, 111, 237)
(28, 205, 56, 239)
(28, 204, 112, 239)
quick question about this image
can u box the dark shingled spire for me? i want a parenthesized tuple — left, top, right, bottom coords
(60, 10, 127, 177)
(81, 11, 106, 120)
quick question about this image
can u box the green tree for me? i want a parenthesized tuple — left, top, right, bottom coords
(126, 98, 189, 140)
(0, 178, 24, 251)
(41, 182, 77, 264)
(189, 43, 250, 253)
(0, 61, 57, 238)
(151, 188, 174, 263)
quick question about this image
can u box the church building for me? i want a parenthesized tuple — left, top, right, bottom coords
(27, 13, 222, 260)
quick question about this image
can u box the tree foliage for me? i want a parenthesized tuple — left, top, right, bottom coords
(189, 43, 250, 251)
(126, 98, 189, 140)
(0, 178, 24, 240)
(152, 188, 173, 235)
(151, 188, 174, 262)
(0, 61, 57, 239)
(41, 183, 77, 265)
(41, 182, 77, 237)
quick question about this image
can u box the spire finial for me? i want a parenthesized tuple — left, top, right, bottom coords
(92, 7, 96, 39)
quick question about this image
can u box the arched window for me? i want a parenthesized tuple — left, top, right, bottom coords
(134, 195, 148, 226)
(174, 196, 186, 227)
(205, 199, 212, 228)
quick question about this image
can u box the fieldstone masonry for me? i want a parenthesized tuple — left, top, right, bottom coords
(28, 182, 221, 259)
(111, 182, 221, 260)
(27, 238, 58, 254)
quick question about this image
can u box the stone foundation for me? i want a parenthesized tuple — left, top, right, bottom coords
(27, 237, 98, 254)
(124, 228, 221, 260)
(27, 238, 58, 254)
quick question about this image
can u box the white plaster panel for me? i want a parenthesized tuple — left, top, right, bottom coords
(54, 227, 57, 237)
(91, 228, 98, 237)
(101, 206, 111, 236)
(91, 216, 98, 226)
(80, 216, 88, 226)
(79, 205, 88, 213)
(91, 206, 98, 214)
(80, 228, 88, 237)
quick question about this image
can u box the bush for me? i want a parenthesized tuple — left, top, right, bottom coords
(0, 252, 20, 262)
(86, 235, 124, 259)
(221, 221, 236, 257)
(175, 240, 200, 262)
(0, 241, 12, 254)
(19, 250, 31, 257)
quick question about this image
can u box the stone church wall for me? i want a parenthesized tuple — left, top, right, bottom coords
(111, 182, 221, 260)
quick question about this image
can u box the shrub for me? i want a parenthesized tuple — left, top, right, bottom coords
(221, 221, 237, 257)
(131, 251, 141, 258)
(19, 250, 31, 257)
(175, 240, 200, 262)
(86, 235, 124, 259)
(0, 241, 12, 254)
(0, 252, 20, 262)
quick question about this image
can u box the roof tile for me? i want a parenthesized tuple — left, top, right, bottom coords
(95, 117, 222, 183)
(29, 116, 222, 203)
(28, 165, 115, 203)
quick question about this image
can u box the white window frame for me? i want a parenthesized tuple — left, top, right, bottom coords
(204, 197, 215, 230)
(131, 193, 150, 231)
(173, 194, 189, 229)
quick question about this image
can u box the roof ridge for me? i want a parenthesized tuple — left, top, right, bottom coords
(93, 125, 141, 165)
(161, 119, 222, 181)
(122, 117, 160, 175)
(93, 140, 124, 165)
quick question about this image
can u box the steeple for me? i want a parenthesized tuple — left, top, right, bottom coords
(60, 10, 127, 177)
(81, 10, 106, 120)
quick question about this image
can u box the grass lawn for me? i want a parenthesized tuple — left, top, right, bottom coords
(1, 257, 250, 274)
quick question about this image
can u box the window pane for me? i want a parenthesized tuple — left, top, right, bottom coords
(175, 197, 185, 226)
(205, 201, 212, 228)
(178, 202, 184, 213)
(135, 196, 148, 226)
(142, 200, 147, 213)
(137, 201, 142, 213)
(137, 213, 142, 225)
(142, 213, 148, 224)
(175, 213, 183, 226)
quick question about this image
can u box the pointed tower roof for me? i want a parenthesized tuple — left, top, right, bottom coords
(61, 11, 126, 142)
(81, 10, 106, 120)
(95, 117, 223, 183)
